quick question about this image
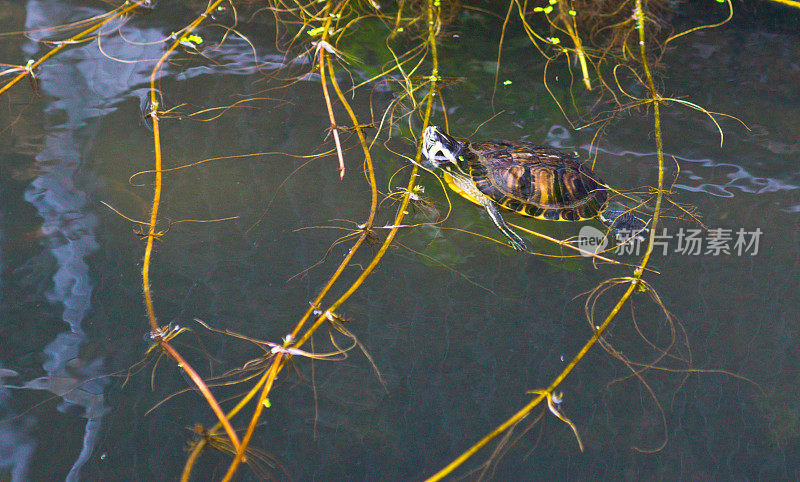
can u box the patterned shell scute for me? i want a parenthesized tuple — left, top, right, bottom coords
(466, 140, 608, 222)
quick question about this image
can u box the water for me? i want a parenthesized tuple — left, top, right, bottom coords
(1, 2, 799, 480)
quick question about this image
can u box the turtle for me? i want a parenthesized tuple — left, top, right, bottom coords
(420, 125, 648, 251)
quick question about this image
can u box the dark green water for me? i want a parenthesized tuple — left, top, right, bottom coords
(1, 2, 799, 480)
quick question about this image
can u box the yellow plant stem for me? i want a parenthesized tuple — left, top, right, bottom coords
(429, 1, 668, 478)
(0, 2, 144, 96)
(391, 0, 406, 36)
(292, 0, 441, 354)
(205, 48, 387, 474)
(320, 50, 346, 179)
(220, 353, 284, 482)
(556, 1, 591, 90)
(0, 0, 245, 471)
(184, 364, 272, 481)
(222, 44, 384, 482)
(768, 0, 800, 7)
(632, 0, 665, 275)
(197, 19, 395, 474)
(219, 0, 440, 479)
(140, 0, 241, 460)
(317, 2, 347, 179)
(160, 342, 241, 448)
(428, 279, 638, 481)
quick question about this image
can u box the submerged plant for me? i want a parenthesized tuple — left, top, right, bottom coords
(0, 0, 768, 479)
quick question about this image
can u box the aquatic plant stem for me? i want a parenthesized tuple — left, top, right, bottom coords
(295, 0, 443, 343)
(139, 0, 241, 458)
(221, 1, 440, 478)
(632, 0, 665, 276)
(556, 1, 591, 90)
(429, 1, 668, 478)
(768, 0, 800, 7)
(428, 280, 639, 481)
(201, 16, 398, 473)
(317, 4, 347, 179)
(0, 1, 144, 96)
(320, 52, 346, 180)
(220, 353, 284, 482)
(160, 342, 241, 448)
(490, 1, 514, 110)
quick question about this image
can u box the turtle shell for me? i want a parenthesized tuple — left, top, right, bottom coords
(460, 140, 608, 222)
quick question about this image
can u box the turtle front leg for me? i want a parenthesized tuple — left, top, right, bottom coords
(448, 170, 527, 252)
(482, 199, 527, 252)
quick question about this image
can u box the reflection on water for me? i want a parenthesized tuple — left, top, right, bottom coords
(1, 1, 159, 477)
(0, 3, 798, 480)
(596, 147, 800, 200)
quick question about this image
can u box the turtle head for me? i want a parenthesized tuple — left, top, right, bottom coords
(421, 126, 465, 170)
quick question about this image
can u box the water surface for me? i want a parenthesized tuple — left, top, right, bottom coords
(0, 2, 799, 480)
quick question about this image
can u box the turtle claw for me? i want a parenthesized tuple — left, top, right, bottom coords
(501, 227, 528, 252)
(510, 239, 528, 252)
(482, 200, 528, 253)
